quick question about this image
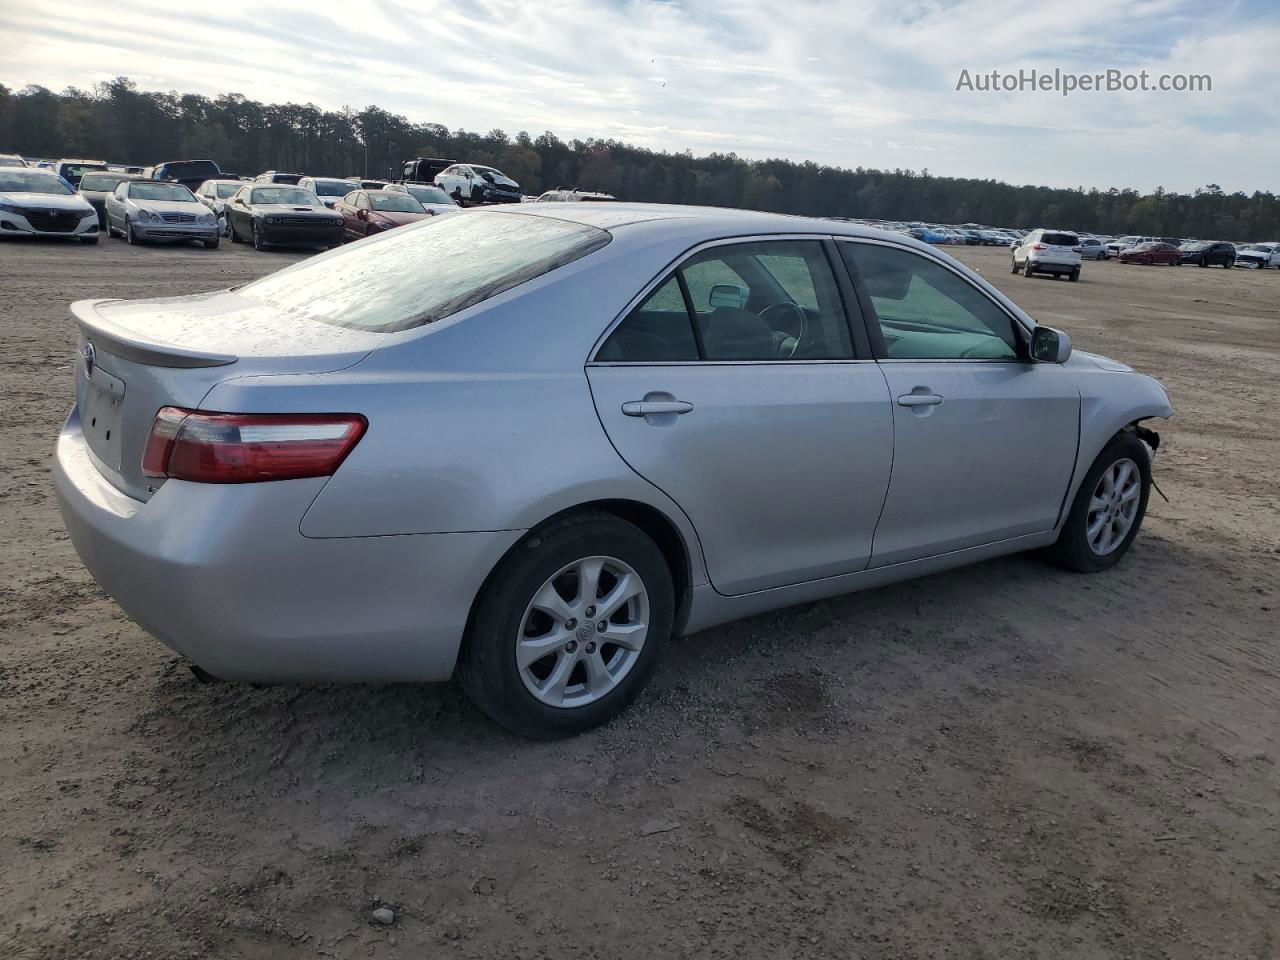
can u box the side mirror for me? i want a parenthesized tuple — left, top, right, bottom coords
(708, 283, 748, 309)
(1031, 325, 1072, 364)
(357, 208, 368, 220)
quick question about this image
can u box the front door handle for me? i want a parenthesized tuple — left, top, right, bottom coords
(622, 399, 694, 417)
(896, 393, 944, 407)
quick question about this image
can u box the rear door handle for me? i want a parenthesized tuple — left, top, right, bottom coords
(622, 400, 694, 417)
(896, 393, 944, 407)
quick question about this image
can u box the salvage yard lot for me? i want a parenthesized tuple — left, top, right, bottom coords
(1, 237, 1277, 959)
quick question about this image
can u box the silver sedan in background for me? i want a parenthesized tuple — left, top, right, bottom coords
(54, 205, 1172, 737)
(104, 180, 220, 247)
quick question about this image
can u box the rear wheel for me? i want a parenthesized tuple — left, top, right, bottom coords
(457, 512, 674, 738)
(1047, 432, 1151, 573)
(1224, 259, 1234, 268)
(1069, 267, 1080, 282)
(1023, 260, 1035, 278)
(1010, 258, 1020, 274)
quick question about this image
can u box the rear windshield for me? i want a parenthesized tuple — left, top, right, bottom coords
(214, 182, 240, 198)
(1040, 232, 1078, 246)
(0, 170, 71, 195)
(160, 161, 220, 180)
(130, 182, 195, 201)
(239, 210, 611, 333)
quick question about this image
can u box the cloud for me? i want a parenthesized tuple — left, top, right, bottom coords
(2, 0, 1278, 192)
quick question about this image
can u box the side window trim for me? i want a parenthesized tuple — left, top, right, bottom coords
(588, 233, 878, 364)
(836, 237, 1032, 362)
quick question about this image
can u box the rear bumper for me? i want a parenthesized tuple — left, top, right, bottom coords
(1026, 259, 1077, 274)
(53, 409, 521, 683)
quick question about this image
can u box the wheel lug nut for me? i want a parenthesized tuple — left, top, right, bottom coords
(565, 640, 578, 653)
(565, 618, 577, 630)
(585, 641, 596, 654)
(598, 621, 607, 632)
(584, 605, 596, 618)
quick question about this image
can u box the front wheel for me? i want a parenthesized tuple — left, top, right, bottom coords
(203, 237, 219, 250)
(126, 218, 141, 245)
(457, 512, 674, 738)
(251, 221, 267, 251)
(1047, 432, 1152, 573)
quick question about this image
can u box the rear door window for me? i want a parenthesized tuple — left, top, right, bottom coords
(598, 240, 854, 362)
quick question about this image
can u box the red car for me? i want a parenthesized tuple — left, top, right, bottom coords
(335, 189, 431, 241)
(1118, 241, 1182, 265)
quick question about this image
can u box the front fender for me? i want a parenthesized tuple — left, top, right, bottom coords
(1059, 371, 1173, 526)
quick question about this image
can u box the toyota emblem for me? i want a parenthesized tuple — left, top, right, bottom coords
(82, 341, 96, 378)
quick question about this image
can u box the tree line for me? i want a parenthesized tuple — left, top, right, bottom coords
(2, 77, 1277, 239)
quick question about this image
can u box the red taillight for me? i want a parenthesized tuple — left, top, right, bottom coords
(1032, 242, 1046, 250)
(142, 407, 367, 484)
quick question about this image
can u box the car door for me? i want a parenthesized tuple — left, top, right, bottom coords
(587, 237, 894, 596)
(336, 192, 360, 239)
(838, 239, 1079, 567)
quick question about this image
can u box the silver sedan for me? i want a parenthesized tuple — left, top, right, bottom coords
(104, 180, 220, 247)
(54, 205, 1173, 737)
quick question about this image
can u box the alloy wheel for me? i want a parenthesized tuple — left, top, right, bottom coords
(516, 556, 649, 709)
(1086, 458, 1142, 556)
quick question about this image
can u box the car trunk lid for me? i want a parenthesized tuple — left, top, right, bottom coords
(70, 292, 383, 501)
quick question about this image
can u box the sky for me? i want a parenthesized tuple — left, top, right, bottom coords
(3, 0, 1278, 194)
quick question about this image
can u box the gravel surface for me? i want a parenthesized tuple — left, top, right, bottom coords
(1, 236, 1277, 959)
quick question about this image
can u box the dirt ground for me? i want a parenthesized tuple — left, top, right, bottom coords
(1, 236, 1277, 960)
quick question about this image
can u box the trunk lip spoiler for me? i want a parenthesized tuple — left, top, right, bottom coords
(70, 299, 238, 369)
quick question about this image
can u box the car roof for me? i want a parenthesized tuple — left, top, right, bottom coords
(474, 202, 1002, 268)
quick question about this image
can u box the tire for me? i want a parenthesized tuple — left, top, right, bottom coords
(1069, 267, 1080, 282)
(1224, 260, 1233, 269)
(80, 234, 99, 245)
(1010, 258, 1020, 274)
(204, 238, 219, 250)
(1198, 258, 1207, 267)
(126, 218, 141, 245)
(1047, 432, 1152, 573)
(252, 221, 267, 251)
(457, 511, 674, 738)
(1023, 261, 1035, 278)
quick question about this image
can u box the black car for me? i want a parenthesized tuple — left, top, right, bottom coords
(1179, 241, 1235, 268)
(226, 184, 345, 250)
(402, 157, 455, 183)
(152, 159, 224, 191)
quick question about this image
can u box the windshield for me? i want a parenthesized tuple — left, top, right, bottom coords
(252, 187, 317, 205)
(80, 173, 128, 192)
(0, 171, 73, 195)
(129, 182, 195, 202)
(214, 182, 241, 198)
(313, 180, 354, 196)
(240, 211, 611, 333)
(407, 185, 453, 205)
(371, 194, 425, 213)
(161, 161, 220, 180)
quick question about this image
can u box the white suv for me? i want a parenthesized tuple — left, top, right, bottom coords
(1013, 229, 1082, 281)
